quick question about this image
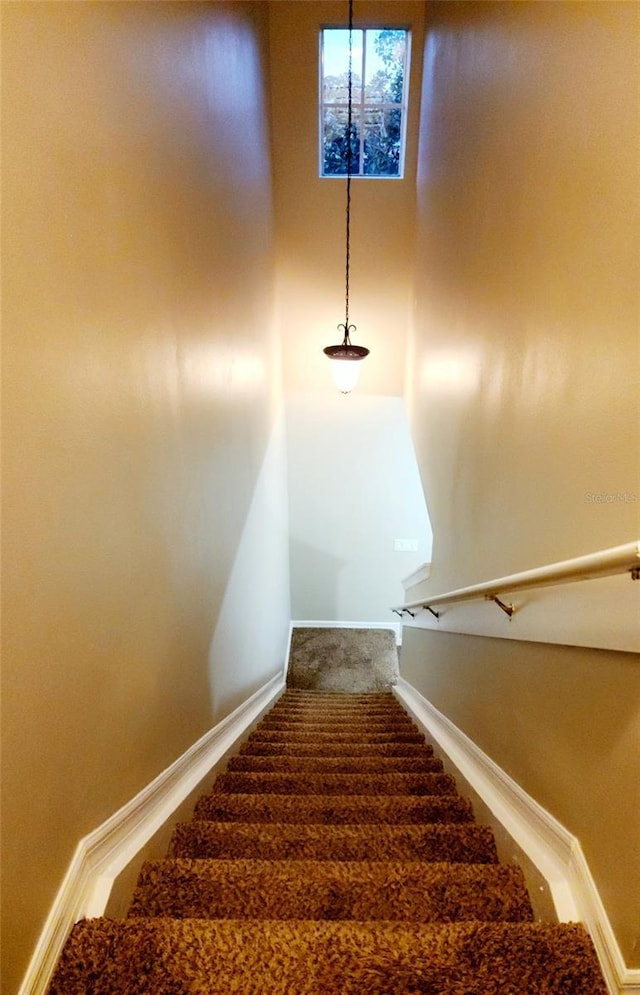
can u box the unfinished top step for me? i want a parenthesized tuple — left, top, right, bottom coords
(287, 627, 399, 693)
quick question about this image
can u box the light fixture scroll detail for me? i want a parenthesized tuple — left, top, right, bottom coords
(324, 324, 369, 394)
(323, 0, 369, 393)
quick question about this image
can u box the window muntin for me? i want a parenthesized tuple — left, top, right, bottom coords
(320, 27, 410, 178)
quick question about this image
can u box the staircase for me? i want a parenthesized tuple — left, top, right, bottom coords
(49, 690, 607, 993)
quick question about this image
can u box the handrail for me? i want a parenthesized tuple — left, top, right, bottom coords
(392, 541, 640, 620)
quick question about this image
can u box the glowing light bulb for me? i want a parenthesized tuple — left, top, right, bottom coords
(329, 356, 363, 393)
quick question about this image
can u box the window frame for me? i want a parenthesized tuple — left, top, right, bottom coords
(319, 24, 411, 180)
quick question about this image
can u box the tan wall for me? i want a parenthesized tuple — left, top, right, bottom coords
(410, 0, 639, 587)
(269, 1, 425, 396)
(400, 629, 640, 965)
(404, 0, 640, 966)
(1, 3, 289, 991)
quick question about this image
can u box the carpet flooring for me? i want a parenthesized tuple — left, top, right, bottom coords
(286, 628, 399, 692)
(48, 690, 607, 993)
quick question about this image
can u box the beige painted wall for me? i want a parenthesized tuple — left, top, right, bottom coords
(1, 3, 290, 991)
(409, 0, 639, 587)
(403, 0, 640, 966)
(269, 1, 425, 396)
(400, 629, 640, 966)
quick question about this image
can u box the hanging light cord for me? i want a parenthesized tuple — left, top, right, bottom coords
(341, 0, 355, 343)
(325, 0, 367, 370)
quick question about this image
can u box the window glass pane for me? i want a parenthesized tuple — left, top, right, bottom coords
(363, 107, 401, 176)
(322, 109, 361, 176)
(322, 29, 363, 104)
(320, 26, 408, 177)
(364, 29, 406, 105)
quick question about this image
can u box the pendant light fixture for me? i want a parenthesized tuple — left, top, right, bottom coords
(323, 0, 369, 393)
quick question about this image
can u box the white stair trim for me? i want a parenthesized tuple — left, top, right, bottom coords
(19, 670, 285, 995)
(401, 561, 431, 590)
(394, 676, 640, 995)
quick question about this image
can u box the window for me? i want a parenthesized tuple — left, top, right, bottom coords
(320, 27, 410, 178)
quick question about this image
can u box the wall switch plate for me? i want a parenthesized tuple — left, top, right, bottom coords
(394, 538, 419, 552)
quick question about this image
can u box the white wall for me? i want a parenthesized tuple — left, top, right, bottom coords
(209, 408, 291, 718)
(286, 393, 432, 620)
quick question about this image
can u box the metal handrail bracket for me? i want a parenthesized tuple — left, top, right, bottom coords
(391, 541, 640, 618)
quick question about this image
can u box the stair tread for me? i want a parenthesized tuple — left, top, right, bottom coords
(227, 754, 444, 773)
(194, 792, 475, 824)
(258, 726, 418, 737)
(211, 771, 456, 796)
(265, 702, 411, 719)
(261, 713, 415, 722)
(170, 820, 499, 862)
(248, 730, 426, 742)
(48, 688, 607, 992)
(281, 691, 397, 699)
(129, 858, 534, 922)
(239, 740, 434, 757)
(260, 709, 416, 729)
(49, 919, 607, 995)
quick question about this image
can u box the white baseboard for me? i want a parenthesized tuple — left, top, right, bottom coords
(394, 677, 640, 995)
(19, 670, 285, 995)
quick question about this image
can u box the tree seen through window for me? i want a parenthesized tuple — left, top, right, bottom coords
(321, 27, 409, 178)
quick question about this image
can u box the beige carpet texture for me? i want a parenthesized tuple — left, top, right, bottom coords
(48, 689, 607, 993)
(286, 627, 399, 692)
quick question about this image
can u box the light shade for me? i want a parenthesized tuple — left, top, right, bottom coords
(323, 342, 370, 393)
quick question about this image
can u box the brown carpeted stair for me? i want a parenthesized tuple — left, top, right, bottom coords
(48, 689, 607, 993)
